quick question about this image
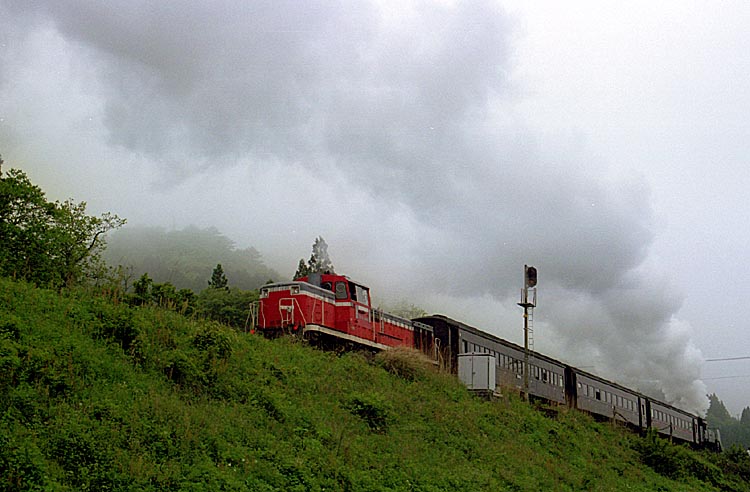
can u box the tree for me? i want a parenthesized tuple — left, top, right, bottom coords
(707, 393, 733, 427)
(53, 199, 126, 287)
(706, 393, 749, 449)
(293, 236, 335, 279)
(0, 167, 125, 288)
(309, 236, 335, 274)
(0, 168, 57, 285)
(208, 263, 228, 290)
(132, 273, 153, 305)
(293, 259, 310, 279)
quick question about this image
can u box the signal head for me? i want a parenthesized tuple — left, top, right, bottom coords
(525, 266, 537, 288)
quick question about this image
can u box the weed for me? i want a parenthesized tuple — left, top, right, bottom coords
(346, 392, 392, 433)
(374, 346, 436, 381)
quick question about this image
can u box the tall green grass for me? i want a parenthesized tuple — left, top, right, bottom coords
(0, 278, 746, 491)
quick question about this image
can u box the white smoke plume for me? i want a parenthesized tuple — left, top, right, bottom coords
(0, 0, 707, 412)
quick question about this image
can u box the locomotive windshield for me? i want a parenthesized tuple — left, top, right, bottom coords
(351, 283, 370, 305)
(335, 282, 347, 300)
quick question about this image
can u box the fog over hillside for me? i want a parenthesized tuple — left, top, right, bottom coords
(4, 1, 750, 413)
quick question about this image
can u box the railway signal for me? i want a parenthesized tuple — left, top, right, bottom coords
(518, 265, 537, 401)
(525, 265, 537, 288)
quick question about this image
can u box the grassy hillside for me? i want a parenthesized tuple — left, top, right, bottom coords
(0, 278, 747, 491)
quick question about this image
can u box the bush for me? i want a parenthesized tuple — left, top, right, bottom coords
(91, 302, 140, 352)
(192, 324, 233, 360)
(163, 349, 206, 390)
(0, 422, 48, 491)
(0, 314, 22, 341)
(195, 287, 258, 329)
(716, 444, 750, 482)
(635, 429, 684, 479)
(634, 428, 723, 486)
(346, 393, 392, 433)
(374, 346, 435, 382)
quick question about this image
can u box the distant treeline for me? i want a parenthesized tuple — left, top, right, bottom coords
(104, 225, 280, 293)
(707, 394, 750, 450)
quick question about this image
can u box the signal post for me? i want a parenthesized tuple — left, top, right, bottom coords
(517, 265, 537, 401)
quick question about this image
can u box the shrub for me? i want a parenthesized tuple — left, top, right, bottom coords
(163, 349, 206, 390)
(634, 429, 684, 479)
(634, 428, 723, 486)
(91, 302, 140, 352)
(716, 444, 750, 482)
(0, 429, 47, 491)
(0, 338, 21, 395)
(346, 393, 392, 433)
(192, 324, 233, 360)
(0, 314, 22, 341)
(374, 346, 435, 382)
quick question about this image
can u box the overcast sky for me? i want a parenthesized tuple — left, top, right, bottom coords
(2, 0, 749, 415)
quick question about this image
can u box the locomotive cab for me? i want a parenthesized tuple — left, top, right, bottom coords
(298, 273, 375, 341)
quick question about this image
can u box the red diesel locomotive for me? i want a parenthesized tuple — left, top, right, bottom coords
(257, 272, 435, 353)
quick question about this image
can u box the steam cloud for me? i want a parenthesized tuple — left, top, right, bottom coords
(0, 0, 707, 411)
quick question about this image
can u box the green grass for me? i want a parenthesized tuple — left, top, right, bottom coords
(0, 277, 747, 491)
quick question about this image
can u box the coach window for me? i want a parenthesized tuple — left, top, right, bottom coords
(335, 282, 348, 300)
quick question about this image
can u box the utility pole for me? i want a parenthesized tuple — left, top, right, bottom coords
(517, 265, 537, 401)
